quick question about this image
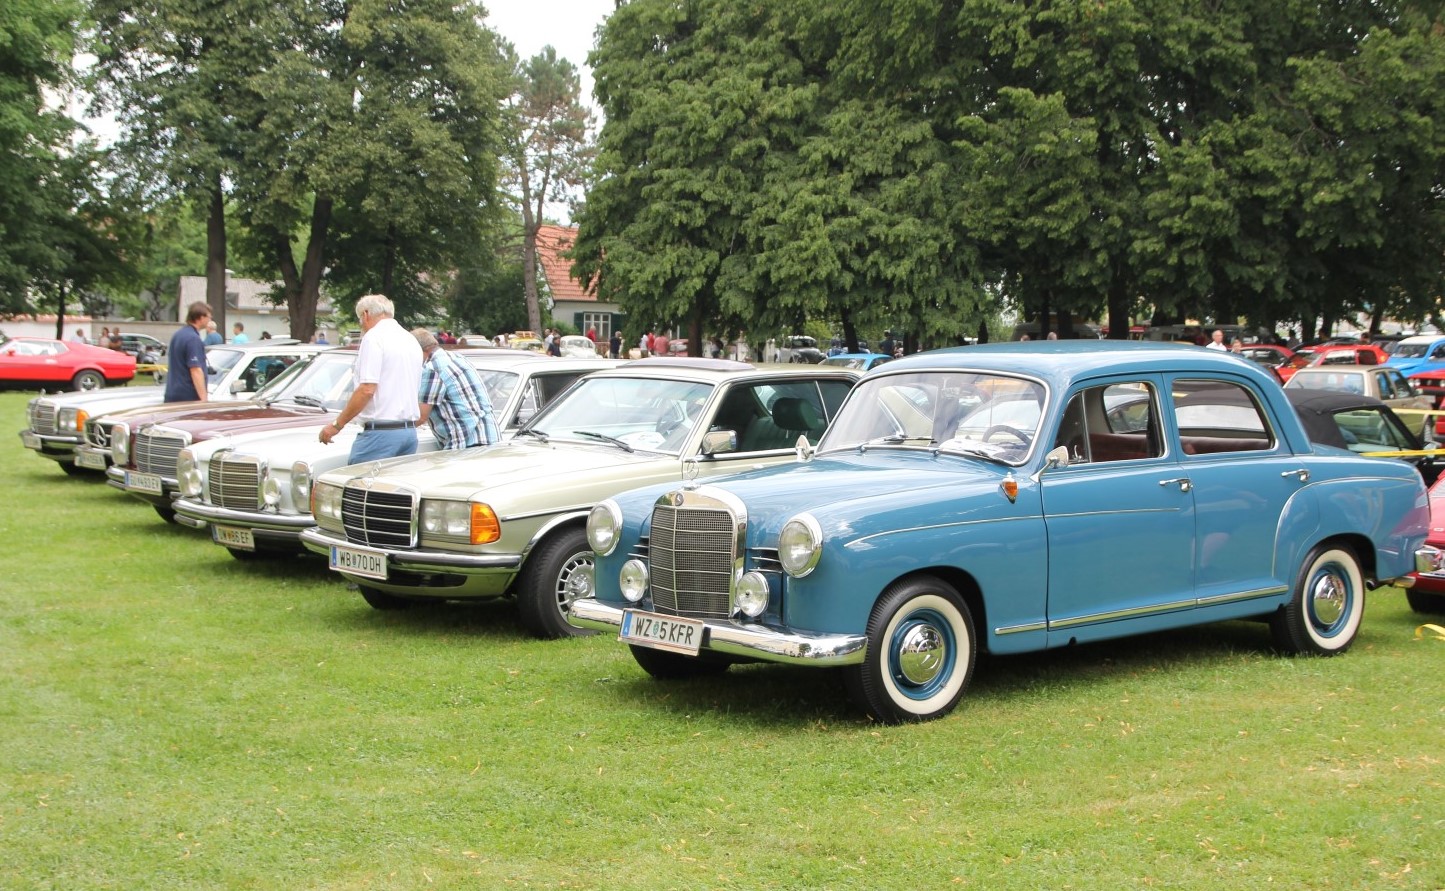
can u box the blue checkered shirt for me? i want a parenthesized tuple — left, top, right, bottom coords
(419, 349, 499, 449)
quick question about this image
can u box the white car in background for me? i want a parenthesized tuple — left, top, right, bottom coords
(172, 353, 614, 559)
(20, 340, 329, 475)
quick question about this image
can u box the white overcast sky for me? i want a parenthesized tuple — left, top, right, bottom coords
(486, 0, 617, 105)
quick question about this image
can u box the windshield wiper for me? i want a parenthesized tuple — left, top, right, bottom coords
(516, 428, 549, 443)
(859, 433, 933, 451)
(288, 394, 325, 408)
(939, 439, 1012, 463)
(573, 430, 634, 452)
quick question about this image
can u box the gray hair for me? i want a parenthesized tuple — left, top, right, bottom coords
(412, 327, 439, 352)
(355, 293, 395, 319)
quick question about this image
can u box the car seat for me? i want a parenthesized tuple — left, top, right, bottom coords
(741, 397, 822, 450)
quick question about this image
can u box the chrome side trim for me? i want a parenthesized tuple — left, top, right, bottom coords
(994, 621, 1047, 636)
(1047, 586, 1284, 630)
(568, 597, 867, 666)
(1197, 585, 1287, 606)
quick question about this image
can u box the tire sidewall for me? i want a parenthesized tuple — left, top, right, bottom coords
(856, 582, 976, 722)
(1296, 546, 1365, 653)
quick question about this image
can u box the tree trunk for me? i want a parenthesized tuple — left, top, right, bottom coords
(207, 181, 227, 332)
(292, 195, 331, 342)
(54, 283, 66, 339)
(521, 212, 542, 333)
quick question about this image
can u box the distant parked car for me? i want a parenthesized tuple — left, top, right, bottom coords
(773, 335, 826, 364)
(1284, 365, 1435, 438)
(1285, 388, 1443, 485)
(559, 335, 602, 358)
(115, 332, 169, 364)
(823, 352, 893, 371)
(570, 342, 1428, 723)
(0, 336, 136, 392)
(1386, 334, 1445, 376)
(1238, 343, 1296, 379)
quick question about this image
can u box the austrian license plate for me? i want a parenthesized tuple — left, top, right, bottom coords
(212, 525, 255, 550)
(620, 609, 704, 655)
(330, 543, 387, 580)
(20, 431, 40, 450)
(124, 471, 163, 495)
(75, 450, 108, 470)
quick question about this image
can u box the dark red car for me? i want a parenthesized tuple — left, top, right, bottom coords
(0, 336, 136, 391)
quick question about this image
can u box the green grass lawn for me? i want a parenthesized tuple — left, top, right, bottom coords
(1, 389, 1441, 889)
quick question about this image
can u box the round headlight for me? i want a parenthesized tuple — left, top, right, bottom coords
(291, 461, 312, 506)
(112, 423, 131, 467)
(619, 559, 649, 603)
(262, 474, 282, 507)
(735, 571, 771, 618)
(587, 500, 623, 556)
(778, 514, 823, 577)
(177, 450, 201, 497)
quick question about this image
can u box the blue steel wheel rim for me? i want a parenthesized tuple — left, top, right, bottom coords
(887, 608, 956, 701)
(1307, 560, 1354, 639)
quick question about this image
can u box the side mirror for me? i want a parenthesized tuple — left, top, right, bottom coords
(700, 429, 737, 457)
(794, 433, 816, 463)
(230, 380, 245, 394)
(1031, 445, 1071, 483)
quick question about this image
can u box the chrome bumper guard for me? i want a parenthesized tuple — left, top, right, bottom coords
(299, 527, 523, 574)
(173, 498, 314, 537)
(567, 597, 869, 667)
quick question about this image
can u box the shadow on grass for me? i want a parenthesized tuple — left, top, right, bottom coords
(602, 620, 1281, 728)
(322, 590, 532, 640)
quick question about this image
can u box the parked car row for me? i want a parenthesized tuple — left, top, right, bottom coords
(18, 343, 1441, 724)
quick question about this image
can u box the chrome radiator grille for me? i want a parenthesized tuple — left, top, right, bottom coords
(341, 485, 416, 548)
(208, 454, 262, 509)
(134, 430, 188, 476)
(27, 401, 57, 435)
(647, 502, 736, 619)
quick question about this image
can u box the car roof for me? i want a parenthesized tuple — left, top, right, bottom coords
(600, 356, 858, 383)
(1396, 334, 1445, 346)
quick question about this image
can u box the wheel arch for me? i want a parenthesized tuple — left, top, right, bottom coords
(874, 565, 988, 653)
(508, 511, 590, 594)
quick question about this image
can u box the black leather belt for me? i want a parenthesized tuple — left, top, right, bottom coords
(362, 419, 416, 430)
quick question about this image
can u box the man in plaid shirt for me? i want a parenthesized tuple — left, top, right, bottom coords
(413, 328, 499, 449)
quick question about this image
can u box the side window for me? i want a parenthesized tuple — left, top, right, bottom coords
(737, 380, 831, 452)
(1052, 382, 1162, 464)
(534, 372, 584, 410)
(1172, 379, 1274, 455)
(1376, 373, 1395, 400)
(819, 380, 851, 421)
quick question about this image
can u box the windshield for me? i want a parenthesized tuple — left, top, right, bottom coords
(1392, 341, 1432, 358)
(528, 376, 715, 454)
(821, 371, 1047, 464)
(265, 352, 355, 409)
(206, 347, 244, 381)
(1287, 371, 1365, 394)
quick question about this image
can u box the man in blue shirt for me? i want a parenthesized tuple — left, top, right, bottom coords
(231, 322, 249, 344)
(165, 302, 212, 402)
(413, 328, 498, 448)
(203, 321, 223, 345)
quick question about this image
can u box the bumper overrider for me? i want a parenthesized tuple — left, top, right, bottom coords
(299, 526, 524, 576)
(173, 497, 314, 540)
(568, 596, 868, 666)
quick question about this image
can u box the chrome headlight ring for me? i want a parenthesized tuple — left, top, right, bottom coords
(587, 499, 624, 556)
(778, 513, 823, 577)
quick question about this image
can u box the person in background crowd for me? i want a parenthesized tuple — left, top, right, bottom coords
(99, 326, 110, 344)
(609, 331, 622, 359)
(638, 331, 650, 358)
(1230, 338, 1244, 353)
(319, 293, 422, 463)
(70, 329, 88, 344)
(653, 330, 670, 356)
(879, 330, 896, 356)
(231, 322, 249, 344)
(547, 332, 562, 356)
(313, 330, 328, 344)
(413, 328, 498, 449)
(1205, 329, 1228, 351)
(1046, 332, 1059, 341)
(1018, 333, 1031, 341)
(165, 302, 212, 403)
(585, 326, 597, 342)
(204, 321, 223, 345)
(260, 331, 272, 340)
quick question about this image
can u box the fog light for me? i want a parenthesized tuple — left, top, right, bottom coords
(619, 559, 648, 602)
(735, 571, 770, 618)
(262, 474, 282, 507)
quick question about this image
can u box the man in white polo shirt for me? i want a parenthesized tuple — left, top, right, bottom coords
(318, 293, 423, 462)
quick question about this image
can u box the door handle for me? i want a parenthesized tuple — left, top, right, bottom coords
(1158, 477, 1192, 492)
(1280, 468, 1310, 482)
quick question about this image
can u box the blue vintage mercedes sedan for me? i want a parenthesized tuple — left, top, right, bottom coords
(569, 342, 1430, 723)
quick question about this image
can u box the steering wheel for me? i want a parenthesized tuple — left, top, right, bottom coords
(982, 424, 1032, 446)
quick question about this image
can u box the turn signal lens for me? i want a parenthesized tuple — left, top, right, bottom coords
(470, 503, 500, 544)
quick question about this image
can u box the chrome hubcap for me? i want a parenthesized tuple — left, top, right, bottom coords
(897, 623, 946, 685)
(1310, 572, 1346, 627)
(557, 556, 594, 608)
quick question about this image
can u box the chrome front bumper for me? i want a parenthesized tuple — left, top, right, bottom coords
(20, 432, 81, 460)
(173, 498, 314, 539)
(299, 527, 523, 574)
(568, 597, 869, 666)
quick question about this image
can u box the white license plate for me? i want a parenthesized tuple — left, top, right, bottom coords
(330, 543, 388, 580)
(125, 471, 164, 495)
(212, 525, 255, 550)
(20, 431, 40, 450)
(620, 609, 704, 655)
(76, 450, 108, 470)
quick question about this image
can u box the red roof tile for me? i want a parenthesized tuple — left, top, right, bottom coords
(535, 224, 595, 304)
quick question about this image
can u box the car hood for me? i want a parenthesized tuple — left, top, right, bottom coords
(317, 437, 691, 512)
(616, 450, 1027, 542)
(166, 404, 331, 440)
(36, 386, 164, 410)
(93, 398, 260, 427)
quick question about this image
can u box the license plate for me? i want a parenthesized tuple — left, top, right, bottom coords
(212, 525, 255, 550)
(330, 543, 387, 580)
(620, 609, 704, 655)
(76, 450, 108, 470)
(125, 471, 164, 495)
(20, 431, 40, 450)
